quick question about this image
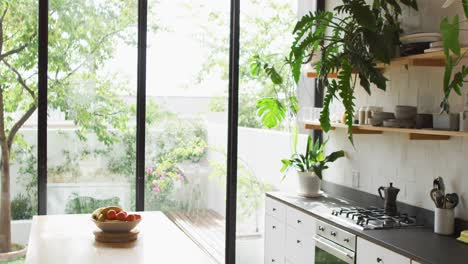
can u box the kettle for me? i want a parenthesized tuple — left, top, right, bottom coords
(378, 183, 400, 216)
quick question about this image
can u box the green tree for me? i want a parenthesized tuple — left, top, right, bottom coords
(193, 0, 297, 129)
(0, 0, 137, 253)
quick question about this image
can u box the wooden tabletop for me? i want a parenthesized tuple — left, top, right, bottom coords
(25, 212, 215, 264)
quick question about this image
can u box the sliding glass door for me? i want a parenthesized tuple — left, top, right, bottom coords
(144, 0, 230, 262)
(46, 0, 138, 214)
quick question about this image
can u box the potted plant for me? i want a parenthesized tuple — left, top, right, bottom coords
(281, 135, 344, 197)
(289, 0, 418, 142)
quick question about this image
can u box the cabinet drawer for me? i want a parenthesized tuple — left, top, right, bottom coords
(357, 237, 410, 264)
(285, 226, 315, 264)
(265, 216, 285, 264)
(286, 207, 316, 234)
(266, 197, 286, 222)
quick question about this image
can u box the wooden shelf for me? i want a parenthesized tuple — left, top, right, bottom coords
(304, 121, 468, 140)
(306, 47, 468, 78)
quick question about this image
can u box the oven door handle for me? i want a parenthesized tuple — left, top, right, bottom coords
(314, 236, 355, 264)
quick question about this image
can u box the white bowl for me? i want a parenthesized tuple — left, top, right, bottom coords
(92, 218, 141, 233)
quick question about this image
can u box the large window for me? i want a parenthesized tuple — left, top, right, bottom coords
(46, 0, 138, 214)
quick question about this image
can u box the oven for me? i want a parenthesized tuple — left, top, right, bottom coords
(314, 220, 356, 264)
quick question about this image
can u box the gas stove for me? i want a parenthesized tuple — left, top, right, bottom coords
(330, 206, 424, 230)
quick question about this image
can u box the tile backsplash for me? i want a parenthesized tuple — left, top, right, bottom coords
(317, 0, 468, 221)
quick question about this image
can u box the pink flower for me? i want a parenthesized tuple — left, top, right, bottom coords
(153, 171, 159, 177)
(160, 172, 166, 180)
(146, 168, 153, 174)
(152, 180, 160, 193)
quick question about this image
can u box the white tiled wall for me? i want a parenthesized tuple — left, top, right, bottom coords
(318, 1, 468, 220)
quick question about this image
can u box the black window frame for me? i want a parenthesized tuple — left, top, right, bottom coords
(36, 0, 324, 262)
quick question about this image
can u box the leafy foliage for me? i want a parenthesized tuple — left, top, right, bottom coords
(280, 135, 344, 180)
(289, 0, 417, 141)
(64, 193, 121, 214)
(256, 98, 287, 128)
(440, 7, 468, 113)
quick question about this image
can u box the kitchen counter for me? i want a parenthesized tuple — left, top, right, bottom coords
(267, 191, 468, 264)
(25, 212, 215, 264)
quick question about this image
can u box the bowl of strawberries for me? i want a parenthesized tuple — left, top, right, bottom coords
(91, 206, 142, 233)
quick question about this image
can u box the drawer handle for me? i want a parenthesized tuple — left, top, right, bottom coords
(272, 225, 276, 229)
(296, 240, 301, 244)
(271, 259, 275, 262)
(330, 231, 337, 237)
(377, 257, 382, 263)
(344, 238, 350, 243)
(297, 219, 302, 224)
(272, 208, 277, 211)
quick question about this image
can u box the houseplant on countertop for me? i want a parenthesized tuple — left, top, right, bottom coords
(281, 135, 345, 197)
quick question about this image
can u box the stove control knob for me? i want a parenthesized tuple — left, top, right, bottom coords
(318, 226, 325, 231)
(330, 231, 337, 237)
(344, 238, 350, 243)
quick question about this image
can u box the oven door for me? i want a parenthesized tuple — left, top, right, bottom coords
(314, 235, 355, 264)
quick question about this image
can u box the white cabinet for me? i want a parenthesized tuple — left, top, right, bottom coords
(357, 237, 411, 264)
(265, 215, 286, 264)
(265, 197, 287, 264)
(411, 261, 423, 264)
(285, 207, 316, 263)
(265, 197, 317, 264)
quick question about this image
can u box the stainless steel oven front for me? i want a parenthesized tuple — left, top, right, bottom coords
(314, 220, 356, 264)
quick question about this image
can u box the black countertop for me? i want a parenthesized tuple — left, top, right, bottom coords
(267, 191, 468, 264)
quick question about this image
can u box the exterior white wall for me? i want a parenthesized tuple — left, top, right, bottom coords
(320, 1, 468, 220)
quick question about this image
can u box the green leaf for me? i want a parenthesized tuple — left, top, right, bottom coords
(280, 159, 292, 173)
(292, 124, 299, 154)
(250, 61, 261, 76)
(441, 15, 460, 57)
(463, 0, 468, 18)
(256, 98, 286, 128)
(264, 65, 283, 85)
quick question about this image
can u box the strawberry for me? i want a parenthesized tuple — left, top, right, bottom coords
(116, 211, 127, 221)
(134, 214, 141, 220)
(126, 214, 135, 222)
(106, 210, 117, 220)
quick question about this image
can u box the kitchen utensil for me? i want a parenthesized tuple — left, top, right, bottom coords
(433, 177, 445, 194)
(395, 105, 417, 120)
(434, 208, 455, 235)
(378, 183, 400, 216)
(445, 193, 459, 209)
(430, 189, 445, 208)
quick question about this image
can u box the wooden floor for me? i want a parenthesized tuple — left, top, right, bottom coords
(165, 209, 225, 264)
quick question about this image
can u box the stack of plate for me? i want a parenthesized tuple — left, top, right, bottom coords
(400, 33, 441, 56)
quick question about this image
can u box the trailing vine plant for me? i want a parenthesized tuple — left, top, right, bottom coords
(440, 0, 468, 113)
(289, 0, 418, 142)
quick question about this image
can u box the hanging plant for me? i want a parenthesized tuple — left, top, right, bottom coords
(289, 0, 418, 142)
(440, 0, 468, 113)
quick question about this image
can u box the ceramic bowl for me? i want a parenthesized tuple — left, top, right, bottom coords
(92, 218, 141, 233)
(372, 112, 395, 120)
(395, 105, 417, 120)
(368, 118, 383, 126)
(383, 119, 401, 128)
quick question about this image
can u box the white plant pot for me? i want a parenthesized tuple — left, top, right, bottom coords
(297, 171, 321, 198)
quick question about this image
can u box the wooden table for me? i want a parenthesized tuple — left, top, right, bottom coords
(25, 212, 216, 264)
